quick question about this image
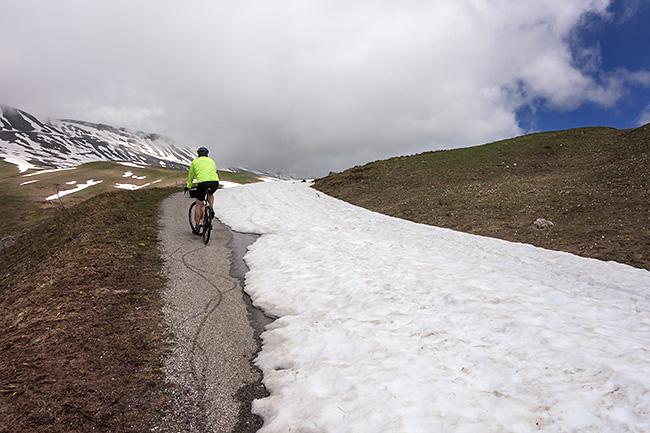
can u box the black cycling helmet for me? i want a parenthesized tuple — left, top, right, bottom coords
(197, 147, 209, 157)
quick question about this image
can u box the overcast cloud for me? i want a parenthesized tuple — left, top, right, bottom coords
(1, 0, 648, 177)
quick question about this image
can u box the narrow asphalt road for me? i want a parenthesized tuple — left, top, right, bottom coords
(156, 191, 269, 432)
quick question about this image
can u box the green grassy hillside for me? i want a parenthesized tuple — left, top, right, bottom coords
(314, 125, 650, 270)
(0, 161, 260, 237)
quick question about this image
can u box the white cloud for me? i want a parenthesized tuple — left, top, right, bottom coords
(639, 104, 650, 126)
(0, 0, 645, 177)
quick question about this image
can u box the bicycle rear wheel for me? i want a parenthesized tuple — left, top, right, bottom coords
(188, 201, 196, 232)
(188, 201, 197, 232)
(202, 205, 213, 244)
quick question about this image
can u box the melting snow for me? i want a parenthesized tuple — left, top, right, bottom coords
(3, 155, 39, 173)
(122, 171, 147, 180)
(45, 180, 103, 201)
(218, 180, 243, 189)
(117, 162, 147, 168)
(114, 179, 162, 190)
(214, 181, 650, 433)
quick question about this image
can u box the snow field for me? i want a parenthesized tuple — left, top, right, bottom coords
(214, 181, 650, 433)
(219, 180, 244, 189)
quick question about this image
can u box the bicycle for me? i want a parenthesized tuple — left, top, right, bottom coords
(187, 187, 214, 245)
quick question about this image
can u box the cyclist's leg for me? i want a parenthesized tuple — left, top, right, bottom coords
(195, 183, 208, 226)
(206, 181, 218, 209)
(194, 198, 202, 226)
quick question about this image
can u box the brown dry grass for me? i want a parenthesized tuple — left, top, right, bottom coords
(0, 188, 175, 432)
(0, 160, 265, 432)
(314, 125, 650, 271)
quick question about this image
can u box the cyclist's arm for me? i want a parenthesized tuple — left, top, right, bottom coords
(187, 162, 196, 189)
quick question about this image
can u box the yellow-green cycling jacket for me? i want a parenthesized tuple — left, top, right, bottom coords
(187, 156, 219, 188)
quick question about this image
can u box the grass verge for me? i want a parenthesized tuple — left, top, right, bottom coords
(0, 160, 262, 238)
(314, 125, 650, 270)
(0, 187, 177, 432)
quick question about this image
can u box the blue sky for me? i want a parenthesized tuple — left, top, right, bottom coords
(525, 0, 650, 132)
(1, 0, 649, 177)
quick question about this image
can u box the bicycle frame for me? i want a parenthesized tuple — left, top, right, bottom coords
(188, 193, 214, 245)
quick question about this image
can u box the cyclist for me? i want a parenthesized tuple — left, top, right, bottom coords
(185, 147, 219, 235)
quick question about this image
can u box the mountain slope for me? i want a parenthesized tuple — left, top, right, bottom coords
(0, 105, 195, 171)
(313, 124, 650, 270)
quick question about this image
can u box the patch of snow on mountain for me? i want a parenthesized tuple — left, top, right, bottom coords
(1, 105, 194, 170)
(115, 179, 162, 190)
(45, 180, 103, 201)
(117, 162, 147, 168)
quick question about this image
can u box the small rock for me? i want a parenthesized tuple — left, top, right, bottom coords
(1, 235, 16, 250)
(532, 218, 555, 229)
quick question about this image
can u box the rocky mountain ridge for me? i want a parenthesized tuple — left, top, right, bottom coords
(0, 105, 195, 171)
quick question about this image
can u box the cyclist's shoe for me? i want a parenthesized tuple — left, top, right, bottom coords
(192, 225, 201, 235)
